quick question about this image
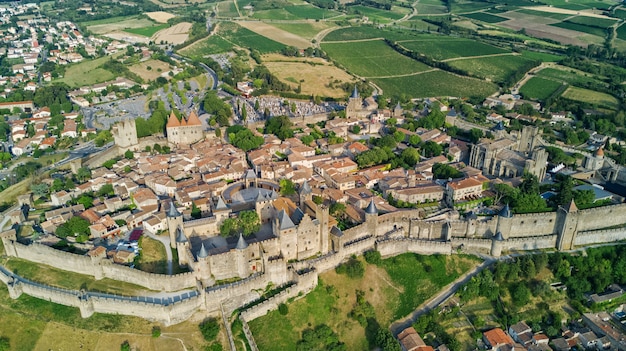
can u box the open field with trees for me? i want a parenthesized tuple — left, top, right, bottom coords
(250, 253, 479, 351)
(322, 40, 431, 77)
(561, 86, 620, 109)
(129, 59, 173, 81)
(322, 25, 421, 42)
(55, 52, 124, 87)
(536, 66, 606, 86)
(252, 5, 340, 20)
(263, 56, 356, 98)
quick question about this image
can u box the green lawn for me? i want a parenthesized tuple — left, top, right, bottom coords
(398, 36, 509, 60)
(520, 77, 565, 100)
(249, 253, 480, 351)
(373, 70, 498, 98)
(447, 55, 533, 83)
(561, 86, 619, 109)
(124, 24, 169, 37)
(219, 22, 285, 53)
(2, 257, 153, 295)
(179, 35, 234, 60)
(56, 52, 124, 87)
(322, 40, 431, 77)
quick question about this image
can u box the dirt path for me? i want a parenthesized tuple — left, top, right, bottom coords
(510, 61, 555, 94)
(233, 0, 242, 18)
(161, 335, 189, 351)
(313, 26, 341, 47)
(440, 52, 519, 62)
(374, 269, 402, 293)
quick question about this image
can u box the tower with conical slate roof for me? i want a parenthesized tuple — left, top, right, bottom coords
(346, 85, 363, 119)
(299, 180, 312, 209)
(495, 203, 513, 240)
(365, 198, 379, 236)
(491, 230, 504, 257)
(175, 227, 189, 265)
(167, 201, 183, 248)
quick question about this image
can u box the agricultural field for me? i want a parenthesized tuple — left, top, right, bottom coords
(536, 66, 606, 87)
(550, 21, 610, 37)
(514, 8, 572, 20)
(124, 24, 169, 38)
(414, 0, 448, 15)
(179, 35, 234, 60)
(249, 254, 480, 351)
(373, 70, 498, 98)
(262, 55, 357, 98)
(216, 0, 240, 17)
(520, 50, 563, 62)
(270, 22, 337, 40)
(145, 11, 176, 23)
(252, 5, 340, 20)
(219, 22, 286, 53)
(398, 36, 509, 61)
(561, 86, 619, 109)
(152, 22, 191, 45)
(461, 12, 508, 23)
(238, 21, 311, 48)
(348, 5, 410, 23)
(449, 0, 492, 13)
(519, 76, 564, 100)
(398, 18, 441, 31)
(447, 55, 533, 83)
(56, 54, 121, 87)
(85, 17, 155, 34)
(321, 40, 431, 77)
(616, 23, 626, 40)
(322, 25, 426, 42)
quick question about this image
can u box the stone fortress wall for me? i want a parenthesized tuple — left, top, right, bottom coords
(3, 202, 626, 326)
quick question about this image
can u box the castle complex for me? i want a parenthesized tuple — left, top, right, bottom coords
(166, 110, 204, 145)
(469, 126, 548, 180)
(3, 173, 626, 326)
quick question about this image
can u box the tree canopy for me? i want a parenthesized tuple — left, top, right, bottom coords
(226, 125, 264, 152)
(296, 324, 346, 351)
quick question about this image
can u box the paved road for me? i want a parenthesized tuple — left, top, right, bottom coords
(390, 258, 496, 336)
(144, 230, 173, 276)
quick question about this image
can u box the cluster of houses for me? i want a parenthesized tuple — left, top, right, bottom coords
(399, 314, 626, 351)
(0, 2, 145, 101)
(1, 102, 93, 156)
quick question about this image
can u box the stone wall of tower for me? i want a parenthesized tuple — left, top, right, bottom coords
(112, 119, 138, 149)
(316, 205, 330, 255)
(167, 124, 204, 145)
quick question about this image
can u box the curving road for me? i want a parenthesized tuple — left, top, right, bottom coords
(390, 258, 496, 336)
